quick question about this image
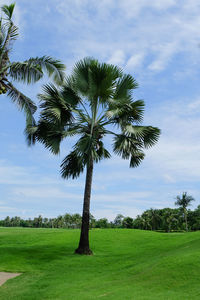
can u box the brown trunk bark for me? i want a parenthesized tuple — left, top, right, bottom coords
(75, 159, 93, 255)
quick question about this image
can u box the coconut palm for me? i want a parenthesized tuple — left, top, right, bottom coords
(26, 57, 160, 254)
(175, 192, 195, 231)
(0, 3, 65, 124)
(148, 208, 161, 231)
(163, 208, 178, 233)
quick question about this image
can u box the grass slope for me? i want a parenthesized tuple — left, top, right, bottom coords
(0, 228, 199, 299)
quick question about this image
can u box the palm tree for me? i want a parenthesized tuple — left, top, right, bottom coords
(141, 211, 152, 230)
(175, 192, 195, 231)
(26, 57, 160, 254)
(0, 3, 65, 125)
(148, 208, 161, 230)
(163, 208, 178, 233)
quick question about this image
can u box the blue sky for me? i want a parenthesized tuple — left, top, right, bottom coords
(0, 0, 200, 220)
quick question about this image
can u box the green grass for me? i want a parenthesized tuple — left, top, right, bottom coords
(0, 228, 200, 299)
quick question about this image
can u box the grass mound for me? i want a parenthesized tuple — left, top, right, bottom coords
(0, 228, 199, 299)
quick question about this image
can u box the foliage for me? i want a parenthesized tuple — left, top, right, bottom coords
(26, 57, 160, 171)
(175, 192, 195, 210)
(122, 217, 134, 228)
(113, 214, 124, 227)
(0, 213, 82, 229)
(0, 3, 65, 125)
(175, 192, 195, 231)
(1, 201, 199, 231)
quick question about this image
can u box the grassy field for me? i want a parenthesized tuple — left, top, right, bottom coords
(0, 228, 199, 299)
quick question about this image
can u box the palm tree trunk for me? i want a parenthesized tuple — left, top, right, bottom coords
(184, 210, 188, 232)
(75, 159, 93, 255)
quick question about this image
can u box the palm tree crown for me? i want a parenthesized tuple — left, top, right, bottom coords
(175, 192, 195, 210)
(175, 192, 195, 231)
(27, 57, 161, 254)
(27, 57, 160, 171)
(0, 3, 66, 124)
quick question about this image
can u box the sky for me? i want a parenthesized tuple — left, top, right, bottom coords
(0, 0, 200, 221)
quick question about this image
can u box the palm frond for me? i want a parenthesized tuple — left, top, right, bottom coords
(141, 126, 161, 148)
(71, 57, 123, 106)
(113, 133, 145, 167)
(8, 23, 18, 41)
(87, 61, 123, 102)
(130, 151, 145, 167)
(61, 83, 81, 107)
(175, 192, 195, 208)
(60, 150, 86, 179)
(0, 20, 18, 56)
(9, 56, 65, 85)
(26, 56, 66, 85)
(113, 134, 142, 160)
(72, 57, 94, 96)
(113, 74, 138, 102)
(60, 136, 110, 179)
(74, 134, 94, 155)
(26, 119, 65, 154)
(0, 19, 6, 47)
(62, 125, 81, 138)
(9, 62, 43, 83)
(96, 140, 111, 161)
(6, 81, 36, 125)
(123, 125, 160, 148)
(24, 123, 37, 146)
(1, 3, 15, 20)
(38, 83, 74, 124)
(106, 100, 145, 125)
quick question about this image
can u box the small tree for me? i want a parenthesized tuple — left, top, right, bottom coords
(148, 208, 161, 231)
(175, 192, 195, 231)
(114, 214, 124, 227)
(122, 217, 134, 228)
(95, 218, 110, 228)
(141, 211, 152, 230)
(163, 208, 178, 233)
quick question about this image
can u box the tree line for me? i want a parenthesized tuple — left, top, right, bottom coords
(1, 196, 199, 232)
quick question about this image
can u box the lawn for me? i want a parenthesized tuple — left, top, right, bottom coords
(0, 228, 199, 299)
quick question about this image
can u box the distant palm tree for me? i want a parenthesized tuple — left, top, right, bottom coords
(148, 208, 161, 230)
(141, 212, 152, 230)
(175, 192, 195, 231)
(0, 3, 65, 125)
(163, 208, 178, 233)
(27, 57, 160, 254)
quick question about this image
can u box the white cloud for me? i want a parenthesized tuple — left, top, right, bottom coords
(148, 42, 178, 71)
(93, 191, 153, 203)
(46, 0, 200, 75)
(126, 53, 145, 70)
(12, 187, 81, 200)
(144, 97, 200, 182)
(107, 50, 125, 66)
(119, 0, 176, 18)
(0, 159, 83, 187)
(93, 207, 143, 221)
(188, 99, 200, 110)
